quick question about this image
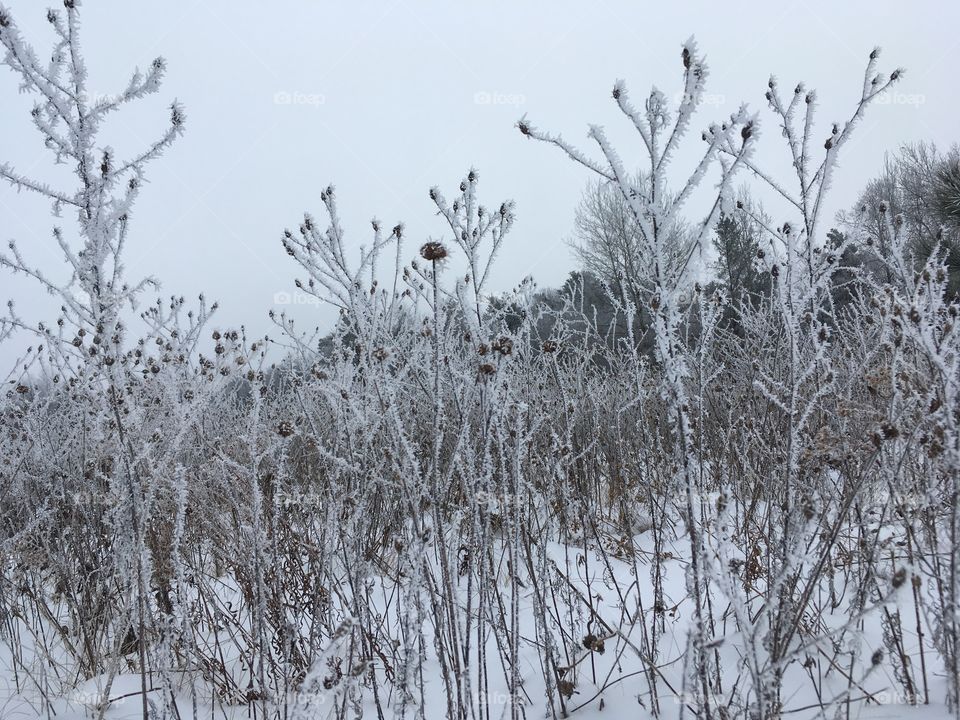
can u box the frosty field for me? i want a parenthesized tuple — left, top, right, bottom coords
(2, 2, 959, 719)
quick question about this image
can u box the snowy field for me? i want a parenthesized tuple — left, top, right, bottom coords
(3, 530, 956, 720)
(2, 2, 959, 720)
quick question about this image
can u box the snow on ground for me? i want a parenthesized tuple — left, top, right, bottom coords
(2, 530, 954, 720)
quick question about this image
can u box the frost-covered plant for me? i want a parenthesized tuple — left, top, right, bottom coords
(848, 198, 960, 712)
(719, 49, 905, 718)
(519, 38, 755, 719)
(0, 4, 216, 718)
(0, 2, 187, 365)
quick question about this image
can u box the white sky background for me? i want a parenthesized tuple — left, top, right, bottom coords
(1, 0, 958, 367)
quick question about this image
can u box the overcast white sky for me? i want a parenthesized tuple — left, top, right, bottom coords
(1, 1, 958, 366)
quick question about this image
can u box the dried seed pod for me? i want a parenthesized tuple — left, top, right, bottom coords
(420, 242, 448, 261)
(582, 634, 606, 654)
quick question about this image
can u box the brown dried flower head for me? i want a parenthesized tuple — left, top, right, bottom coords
(493, 337, 513, 356)
(583, 634, 606, 654)
(420, 242, 448, 262)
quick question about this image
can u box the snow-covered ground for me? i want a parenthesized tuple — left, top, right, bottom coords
(2, 529, 955, 720)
